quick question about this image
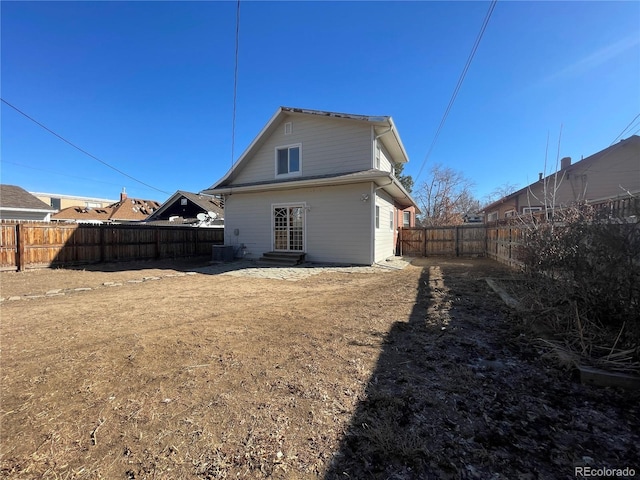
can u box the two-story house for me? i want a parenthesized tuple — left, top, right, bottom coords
(202, 107, 419, 265)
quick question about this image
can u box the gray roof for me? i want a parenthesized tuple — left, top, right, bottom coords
(0, 184, 56, 211)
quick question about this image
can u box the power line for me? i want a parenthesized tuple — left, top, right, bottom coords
(3, 160, 144, 191)
(230, 0, 241, 168)
(0, 98, 171, 195)
(414, 0, 498, 184)
(610, 112, 640, 145)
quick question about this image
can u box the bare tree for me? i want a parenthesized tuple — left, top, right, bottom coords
(414, 164, 479, 226)
(482, 182, 519, 207)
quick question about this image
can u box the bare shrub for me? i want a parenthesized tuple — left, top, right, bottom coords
(518, 203, 640, 364)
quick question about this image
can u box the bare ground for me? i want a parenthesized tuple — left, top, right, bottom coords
(0, 257, 638, 479)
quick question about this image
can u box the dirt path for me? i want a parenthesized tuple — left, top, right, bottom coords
(1, 258, 638, 479)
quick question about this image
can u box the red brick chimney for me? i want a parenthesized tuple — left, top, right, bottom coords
(120, 188, 128, 202)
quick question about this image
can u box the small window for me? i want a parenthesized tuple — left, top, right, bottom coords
(487, 212, 498, 222)
(51, 198, 61, 210)
(403, 211, 411, 227)
(180, 198, 188, 206)
(375, 205, 380, 229)
(522, 207, 542, 215)
(375, 146, 381, 169)
(276, 144, 301, 176)
(389, 211, 394, 230)
(284, 122, 292, 135)
(504, 209, 515, 218)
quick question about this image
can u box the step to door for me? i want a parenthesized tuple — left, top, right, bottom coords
(257, 251, 305, 266)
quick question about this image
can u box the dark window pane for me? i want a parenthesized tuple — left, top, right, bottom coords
(277, 149, 288, 174)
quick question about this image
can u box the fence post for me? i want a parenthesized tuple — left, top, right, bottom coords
(455, 226, 460, 257)
(422, 227, 427, 257)
(16, 223, 26, 271)
(100, 226, 106, 263)
(155, 228, 161, 259)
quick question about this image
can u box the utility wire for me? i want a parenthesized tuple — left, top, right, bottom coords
(230, 0, 241, 168)
(414, 0, 498, 184)
(1, 98, 170, 195)
(3, 160, 142, 191)
(610, 112, 640, 145)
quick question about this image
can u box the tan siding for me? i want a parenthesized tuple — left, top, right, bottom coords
(231, 116, 373, 186)
(223, 183, 374, 264)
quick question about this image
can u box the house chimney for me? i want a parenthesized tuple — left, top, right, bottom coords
(120, 187, 128, 202)
(561, 156, 571, 169)
(538, 172, 543, 181)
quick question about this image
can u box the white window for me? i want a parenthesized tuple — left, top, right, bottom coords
(284, 122, 292, 135)
(504, 209, 515, 218)
(375, 205, 380, 229)
(403, 211, 411, 227)
(487, 212, 498, 222)
(389, 211, 394, 230)
(180, 198, 188, 206)
(522, 207, 542, 214)
(275, 144, 301, 177)
(375, 146, 381, 169)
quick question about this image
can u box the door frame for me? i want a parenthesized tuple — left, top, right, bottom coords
(271, 202, 307, 252)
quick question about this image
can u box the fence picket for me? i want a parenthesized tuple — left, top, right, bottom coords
(0, 221, 224, 271)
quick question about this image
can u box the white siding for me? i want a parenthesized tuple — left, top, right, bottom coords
(232, 115, 373, 186)
(374, 191, 396, 263)
(376, 142, 394, 173)
(224, 183, 375, 264)
(0, 210, 51, 221)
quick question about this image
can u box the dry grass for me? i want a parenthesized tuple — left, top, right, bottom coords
(2, 258, 638, 479)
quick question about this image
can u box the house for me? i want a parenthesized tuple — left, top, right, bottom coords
(0, 184, 57, 221)
(202, 106, 419, 265)
(52, 190, 160, 224)
(144, 190, 224, 227)
(484, 135, 640, 222)
(31, 192, 117, 211)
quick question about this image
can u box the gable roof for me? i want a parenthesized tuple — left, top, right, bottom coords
(146, 190, 224, 221)
(206, 106, 410, 191)
(483, 135, 640, 212)
(52, 196, 160, 222)
(0, 184, 56, 212)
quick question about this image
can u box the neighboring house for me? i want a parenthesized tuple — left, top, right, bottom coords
(202, 106, 419, 265)
(31, 192, 117, 211)
(144, 190, 224, 227)
(484, 135, 640, 222)
(0, 184, 57, 221)
(52, 190, 160, 224)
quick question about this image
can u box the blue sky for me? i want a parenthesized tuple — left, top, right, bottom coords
(2, 1, 639, 205)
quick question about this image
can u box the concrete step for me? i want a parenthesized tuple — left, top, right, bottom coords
(257, 251, 305, 266)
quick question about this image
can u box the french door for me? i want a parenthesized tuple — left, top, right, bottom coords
(273, 205, 304, 251)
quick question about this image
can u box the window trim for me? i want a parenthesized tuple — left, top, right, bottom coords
(375, 205, 380, 229)
(389, 210, 394, 231)
(275, 143, 302, 178)
(522, 206, 542, 215)
(403, 211, 411, 227)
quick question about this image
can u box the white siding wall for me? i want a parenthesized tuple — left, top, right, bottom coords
(376, 142, 394, 173)
(374, 191, 396, 263)
(232, 116, 373, 185)
(0, 211, 51, 221)
(224, 183, 375, 265)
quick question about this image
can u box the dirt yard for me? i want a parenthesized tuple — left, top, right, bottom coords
(1, 257, 638, 479)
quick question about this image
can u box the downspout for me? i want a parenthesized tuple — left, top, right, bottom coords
(370, 182, 375, 265)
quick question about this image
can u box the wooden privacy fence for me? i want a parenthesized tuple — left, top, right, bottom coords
(398, 224, 527, 268)
(0, 222, 224, 271)
(398, 225, 487, 258)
